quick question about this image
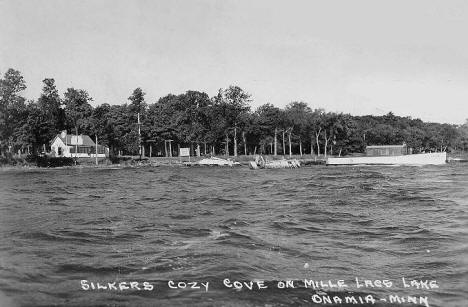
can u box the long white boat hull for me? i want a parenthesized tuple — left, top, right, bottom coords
(326, 152, 447, 166)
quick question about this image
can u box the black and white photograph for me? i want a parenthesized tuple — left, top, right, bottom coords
(0, 0, 467, 306)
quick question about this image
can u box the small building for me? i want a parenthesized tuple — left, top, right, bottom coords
(366, 144, 407, 156)
(50, 131, 108, 158)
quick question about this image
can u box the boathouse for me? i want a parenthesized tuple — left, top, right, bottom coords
(50, 131, 108, 158)
(366, 144, 407, 156)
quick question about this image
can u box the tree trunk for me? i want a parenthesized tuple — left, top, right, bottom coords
(324, 130, 328, 158)
(282, 130, 286, 155)
(225, 134, 229, 157)
(299, 139, 303, 156)
(310, 136, 314, 156)
(274, 128, 278, 156)
(234, 126, 237, 157)
(315, 128, 321, 157)
(288, 130, 292, 158)
(242, 131, 247, 155)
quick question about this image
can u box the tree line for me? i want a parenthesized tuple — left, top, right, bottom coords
(1, 68, 467, 158)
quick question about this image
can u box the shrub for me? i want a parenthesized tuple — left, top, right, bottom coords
(26, 155, 75, 167)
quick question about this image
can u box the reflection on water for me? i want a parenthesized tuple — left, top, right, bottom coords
(0, 165, 467, 306)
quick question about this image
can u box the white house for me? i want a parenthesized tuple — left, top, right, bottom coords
(50, 131, 108, 158)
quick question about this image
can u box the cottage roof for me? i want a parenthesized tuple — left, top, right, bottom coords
(54, 134, 96, 146)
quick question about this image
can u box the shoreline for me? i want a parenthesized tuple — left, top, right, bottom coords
(0, 155, 327, 171)
(2, 152, 466, 171)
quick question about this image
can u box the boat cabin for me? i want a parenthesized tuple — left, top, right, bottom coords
(366, 144, 407, 156)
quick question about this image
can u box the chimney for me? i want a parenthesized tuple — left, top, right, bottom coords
(60, 130, 67, 138)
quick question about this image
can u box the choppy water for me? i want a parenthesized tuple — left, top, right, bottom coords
(0, 164, 467, 307)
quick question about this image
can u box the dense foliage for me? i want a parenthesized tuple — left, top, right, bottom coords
(1, 68, 467, 157)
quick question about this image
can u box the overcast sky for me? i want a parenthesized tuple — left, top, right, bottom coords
(1, 0, 467, 124)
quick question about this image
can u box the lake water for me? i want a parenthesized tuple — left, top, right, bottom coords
(0, 164, 467, 306)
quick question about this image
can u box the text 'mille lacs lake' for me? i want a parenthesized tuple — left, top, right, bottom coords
(0, 165, 467, 306)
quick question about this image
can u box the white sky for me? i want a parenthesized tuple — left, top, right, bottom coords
(1, 0, 467, 124)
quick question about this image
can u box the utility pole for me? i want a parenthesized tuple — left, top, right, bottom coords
(95, 134, 98, 166)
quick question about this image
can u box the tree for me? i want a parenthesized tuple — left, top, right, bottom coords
(63, 88, 93, 160)
(284, 101, 312, 156)
(212, 86, 251, 156)
(17, 102, 47, 154)
(128, 88, 146, 157)
(128, 88, 146, 114)
(0, 69, 27, 153)
(306, 109, 324, 156)
(37, 78, 65, 144)
(175, 91, 211, 155)
(255, 103, 283, 155)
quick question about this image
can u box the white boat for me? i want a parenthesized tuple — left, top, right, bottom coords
(195, 157, 240, 166)
(326, 152, 447, 166)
